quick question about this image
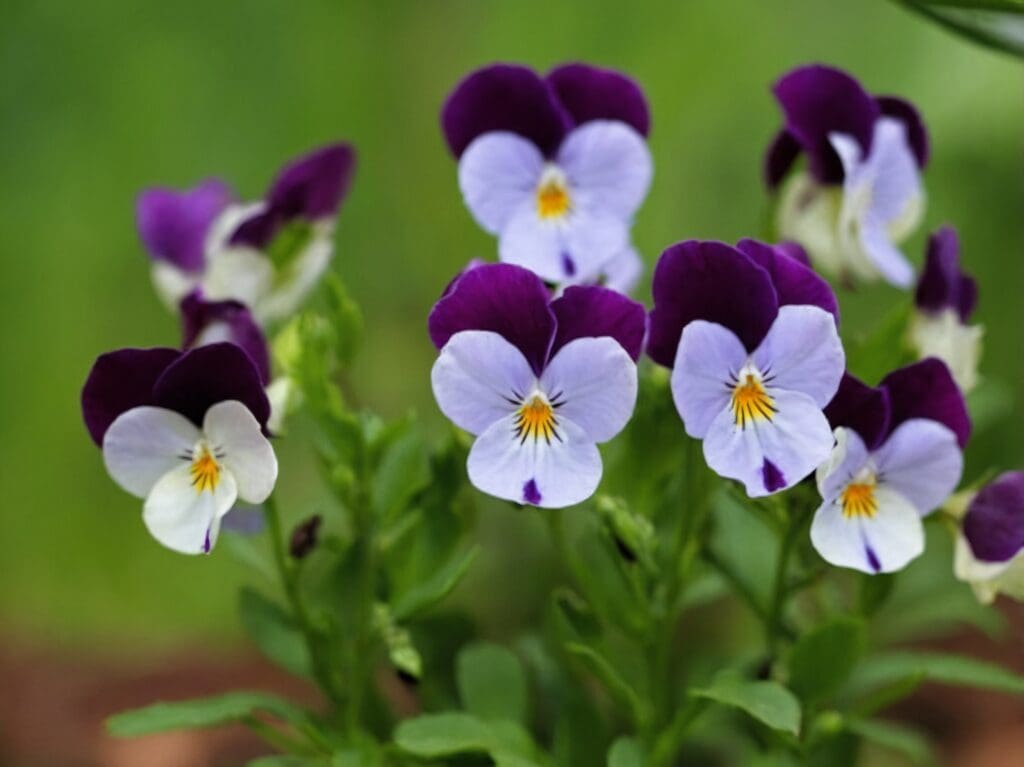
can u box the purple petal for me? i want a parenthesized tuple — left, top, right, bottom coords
(545, 62, 650, 137)
(880, 358, 971, 449)
(824, 374, 892, 451)
(963, 471, 1024, 563)
(81, 347, 181, 446)
(772, 64, 880, 184)
(550, 286, 646, 361)
(876, 96, 929, 169)
(764, 129, 802, 189)
(915, 227, 977, 322)
(428, 263, 556, 375)
(136, 179, 233, 272)
(774, 240, 811, 267)
(441, 64, 569, 158)
(439, 258, 488, 299)
(180, 291, 271, 384)
(647, 240, 778, 366)
(736, 238, 839, 323)
(152, 342, 271, 432)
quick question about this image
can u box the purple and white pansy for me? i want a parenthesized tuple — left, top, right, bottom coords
(81, 343, 277, 555)
(910, 227, 982, 392)
(954, 471, 1024, 603)
(138, 143, 355, 322)
(429, 263, 645, 508)
(443, 63, 652, 288)
(647, 239, 845, 497)
(767, 65, 928, 288)
(811, 360, 970, 574)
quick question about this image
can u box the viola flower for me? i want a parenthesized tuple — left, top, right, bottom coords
(811, 360, 969, 573)
(767, 65, 928, 287)
(954, 471, 1024, 603)
(909, 227, 983, 392)
(429, 263, 645, 508)
(443, 63, 652, 286)
(138, 143, 356, 322)
(647, 239, 844, 496)
(81, 343, 277, 554)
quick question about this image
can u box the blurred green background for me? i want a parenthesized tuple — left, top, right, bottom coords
(0, 0, 1020, 656)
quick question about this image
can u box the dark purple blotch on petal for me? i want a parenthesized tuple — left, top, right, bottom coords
(762, 460, 786, 493)
(915, 227, 977, 322)
(550, 286, 647, 362)
(561, 251, 577, 277)
(441, 64, 569, 158)
(772, 64, 880, 185)
(546, 62, 651, 137)
(647, 240, 779, 366)
(876, 96, 930, 169)
(523, 478, 542, 505)
(824, 374, 891, 451)
(865, 544, 882, 573)
(764, 129, 802, 189)
(736, 238, 839, 323)
(963, 471, 1024, 563)
(880, 358, 971, 449)
(152, 343, 271, 433)
(203, 527, 212, 554)
(180, 291, 272, 384)
(81, 347, 181, 445)
(136, 179, 233, 272)
(428, 263, 557, 375)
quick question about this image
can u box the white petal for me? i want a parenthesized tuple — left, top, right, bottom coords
(151, 262, 199, 312)
(954, 535, 1024, 605)
(873, 418, 963, 515)
(143, 463, 238, 554)
(467, 413, 601, 508)
(815, 427, 871, 504)
(670, 320, 748, 439)
(862, 118, 922, 231)
(265, 377, 297, 435)
(103, 406, 201, 498)
(256, 225, 333, 322)
(858, 216, 915, 288)
(203, 400, 278, 504)
(909, 310, 983, 393)
(202, 246, 275, 308)
(540, 337, 637, 443)
(810, 485, 924, 574)
(556, 120, 653, 220)
(752, 305, 844, 407)
(432, 330, 536, 435)
(458, 132, 543, 233)
(775, 172, 845, 278)
(601, 245, 643, 294)
(703, 388, 834, 497)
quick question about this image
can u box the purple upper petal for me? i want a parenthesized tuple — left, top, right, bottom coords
(880, 358, 971, 449)
(545, 63, 650, 137)
(772, 65, 880, 185)
(823, 374, 892, 450)
(136, 179, 233, 272)
(152, 342, 271, 432)
(764, 129, 802, 189)
(647, 240, 779, 366)
(441, 64, 569, 158)
(180, 291, 271, 385)
(915, 227, 977, 322)
(428, 263, 556, 375)
(963, 471, 1024, 563)
(876, 96, 929, 169)
(736, 238, 839, 323)
(81, 347, 182, 445)
(550, 286, 646, 361)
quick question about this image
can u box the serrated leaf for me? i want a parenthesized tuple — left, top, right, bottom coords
(850, 651, 1024, 696)
(391, 545, 478, 620)
(607, 736, 645, 767)
(107, 692, 308, 736)
(456, 642, 528, 723)
(787, 616, 866, 702)
(238, 587, 312, 678)
(691, 671, 802, 736)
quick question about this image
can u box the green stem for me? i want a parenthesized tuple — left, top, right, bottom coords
(243, 715, 317, 755)
(766, 502, 812, 657)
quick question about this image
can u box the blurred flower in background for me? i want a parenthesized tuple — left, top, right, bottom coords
(955, 471, 1024, 603)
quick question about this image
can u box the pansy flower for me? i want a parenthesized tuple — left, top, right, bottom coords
(811, 360, 969, 573)
(429, 263, 645, 508)
(954, 471, 1024, 603)
(138, 143, 355, 322)
(647, 239, 844, 496)
(909, 227, 983, 392)
(767, 65, 928, 287)
(81, 343, 277, 554)
(443, 63, 652, 286)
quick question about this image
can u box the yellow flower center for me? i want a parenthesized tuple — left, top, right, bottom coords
(536, 167, 572, 220)
(515, 394, 558, 444)
(841, 481, 878, 519)
(190, 445, 221, 494)
(731, 372, 775, 428)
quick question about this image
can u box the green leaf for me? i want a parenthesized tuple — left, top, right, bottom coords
(551, 588, 602, 640)
(607, 736, 646, 767)
(787, 616, 866, 702)
(323, 272, 363, 367)
(846, 717, 935, 765)
(107, 692, 309, 736)
(850, 651, 1024, 696)
(899, 0, 1024, 58)
(393, 713, 537, 762)
(221, 530, 276, 582)
(248, 758, 328, 767)
(371, 427, 430, 520)
(391, 545, 478, 620)
(238, 587, 313, 678)
(456, 642, 529, 723)
(690, 670, 802, 736)
(564, 642, 647, 727)
(843, 302, 913, 385)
